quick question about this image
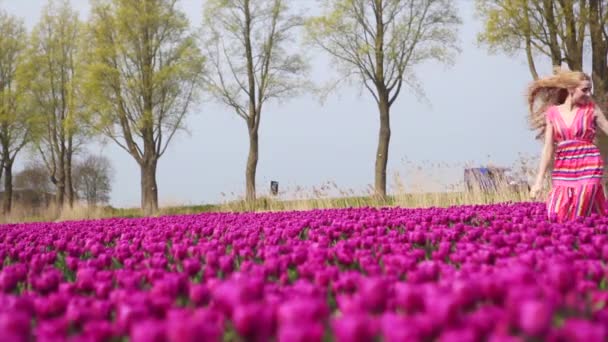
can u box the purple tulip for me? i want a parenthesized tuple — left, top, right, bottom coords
(115, 302, 150, 334)
(277, 322, 324, 342)
(467, 305, 504, 339)
(439, 327, 478, 342)
(75, 268, 97, 292)
(232, 302, 276, 342)
(425, 292, 460, 326)
(130, 319, 166, 342)
(0, 311, 30, 340)
(357, 277, 389, 313)
(35, 316, 69, 340)
(81, 320, 115, 342)
(211, 279, 262, 316)
(331, 313, 378, 342)
(34, 293, 68, 319)
(451, 279, 479, 310)
(182, 258, 201, 276)
(487, 333, 524, 342)
(0, 271, 19, 293)
(394, 283, 424, 313)
(277, 298, 328, 326)
(379, 313, 419, 342)
(558, 318, 607, 341)
(517, 299, 553, 337)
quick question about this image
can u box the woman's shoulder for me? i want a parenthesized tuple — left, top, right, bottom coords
(586, 102, 602, 117)
(546, 104, 558, 118)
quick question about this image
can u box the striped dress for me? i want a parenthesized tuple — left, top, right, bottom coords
(546, 103, 606, 222)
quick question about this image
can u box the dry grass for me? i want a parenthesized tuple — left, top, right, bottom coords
(215, 154, 540, 212)
(0, 202, 111, 224)
(0, 154, 543, 224)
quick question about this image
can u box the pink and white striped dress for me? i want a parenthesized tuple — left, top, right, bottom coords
(546, 102, 606, 222)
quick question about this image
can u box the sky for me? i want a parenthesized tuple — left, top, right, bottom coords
(2, 0, 558, 208)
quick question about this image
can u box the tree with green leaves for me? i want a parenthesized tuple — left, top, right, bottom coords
(85, 0, 205, 215)
(201, 0, 308, 203)
(476, 0, 587, 80)
(476, 0, 608, 184)
(21, 0, 88, 209)
(0, 10, 30, 214)
(306, 0, 461, 199)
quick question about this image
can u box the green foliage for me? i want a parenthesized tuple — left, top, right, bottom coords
(475, 0, 531, 55)
(0, 10, 30, 164)
(17, 0, 90, 189)
(84, 0, 205, 163)
(475, 0, 588, 66)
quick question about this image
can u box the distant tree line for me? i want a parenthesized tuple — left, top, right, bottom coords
(2, 154, 114, 207)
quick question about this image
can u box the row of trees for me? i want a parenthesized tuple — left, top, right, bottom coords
(13, 1, 606, 215)
(1, 0, 462, 215)
(0, 2, 113, 213)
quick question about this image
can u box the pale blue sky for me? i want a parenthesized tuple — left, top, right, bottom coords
(3, 0, 556, 208)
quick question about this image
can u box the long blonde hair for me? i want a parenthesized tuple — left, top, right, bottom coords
(527, 70, 592, 139)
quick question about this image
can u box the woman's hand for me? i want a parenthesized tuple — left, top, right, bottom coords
(530, 181, 542, 200)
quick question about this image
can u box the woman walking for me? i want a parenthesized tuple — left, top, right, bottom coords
(529, 70, 608, 222)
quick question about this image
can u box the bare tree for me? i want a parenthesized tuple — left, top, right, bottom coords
(306, 0, 461, 199)
(73, 154, 113, 206)
(13, 160, 54, 194)
(201, 0, 309, 202)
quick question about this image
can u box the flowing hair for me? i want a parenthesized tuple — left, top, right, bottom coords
(526, 70, 592, 139)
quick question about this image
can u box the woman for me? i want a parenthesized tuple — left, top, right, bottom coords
(529, 70, 608, 222)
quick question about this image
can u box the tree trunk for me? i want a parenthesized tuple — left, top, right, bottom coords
(525, 38, 539, 80)
(589, 0, 608, 191)
(372, 0, 389, 200)
(375, 92, 391, 200)
(523, 0, 539, 80)
(246, 125, 259, 202)
(589, 0, 608, 106)
(66, 136, 74, 208)
(56, 152, 65, 208)
(2, 160, 12, 214)
(140, 159, 158, 215)
(543, 0, 563, 70)
(560, 0, 584, 71)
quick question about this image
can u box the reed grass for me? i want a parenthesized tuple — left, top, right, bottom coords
(0, 154, 542, 224)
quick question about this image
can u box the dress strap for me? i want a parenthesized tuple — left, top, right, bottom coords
(546, 105, 558, 125)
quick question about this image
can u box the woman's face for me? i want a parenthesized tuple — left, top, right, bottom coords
(571, 80, 592, 105)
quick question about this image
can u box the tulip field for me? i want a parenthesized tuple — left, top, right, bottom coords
(2, 202, 608, 341)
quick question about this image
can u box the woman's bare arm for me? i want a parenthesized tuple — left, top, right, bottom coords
(595, 105, 608, 136)
(532, 115, 554, 189)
